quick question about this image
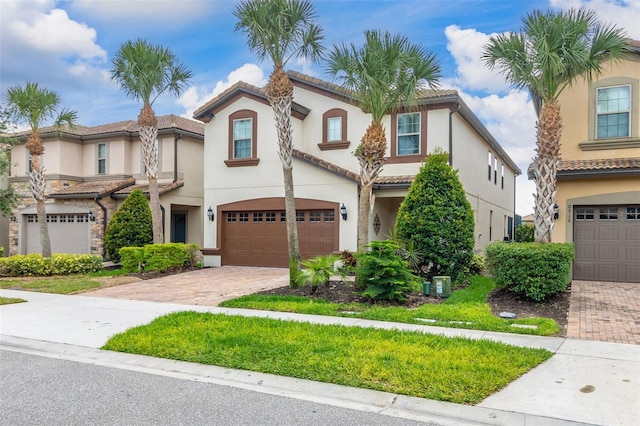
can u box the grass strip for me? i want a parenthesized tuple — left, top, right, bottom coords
(103, 311, 552, 405)
(0, 276, 102, 294)
(0, 296, 27, 305)
(219, 276, 559, 336)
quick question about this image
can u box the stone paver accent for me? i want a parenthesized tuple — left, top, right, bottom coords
(85, 266, 288, 306)
(567, 281, 640, 345)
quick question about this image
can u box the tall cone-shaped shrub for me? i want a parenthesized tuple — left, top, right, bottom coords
(104, 189, 153, 263)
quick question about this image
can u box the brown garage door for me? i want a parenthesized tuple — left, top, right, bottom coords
(574, 206, 640, 282)
(221, 199, 339, 267)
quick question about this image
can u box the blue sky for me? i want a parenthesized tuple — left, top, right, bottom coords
(1, 0, 639, 215)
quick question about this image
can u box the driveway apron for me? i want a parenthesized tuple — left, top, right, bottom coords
(84, 266, 288, 306)
(567, 280, 640, 345)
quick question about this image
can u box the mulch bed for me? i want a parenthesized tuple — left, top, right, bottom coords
(256, 280, 571, 337)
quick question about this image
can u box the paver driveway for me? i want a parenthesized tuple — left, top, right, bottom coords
(85, 266, 288, 306)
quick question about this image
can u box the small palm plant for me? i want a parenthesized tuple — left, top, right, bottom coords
(294, 254, 346, 294)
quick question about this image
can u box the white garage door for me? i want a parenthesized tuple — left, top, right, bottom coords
(25, 213, 91, 254)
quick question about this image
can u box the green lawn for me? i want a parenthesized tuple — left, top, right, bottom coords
(103, 311, 552, 404)
(0, 269, 128, 295)
(0, 296, 26, 305)
(220, 275, 559, 336)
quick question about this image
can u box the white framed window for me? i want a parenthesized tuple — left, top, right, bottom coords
(597, 85, 630, 139)
(327, 117, 342, 142)
(97, 143, 107, 174)
(487, 152, 492, 181)
(501, 164, 504, 189)
(233, 118, 252, 159)
(397, 112, 420, 155)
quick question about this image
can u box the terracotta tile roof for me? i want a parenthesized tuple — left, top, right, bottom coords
(49, 178, 136, 198)
(14, 114, 203, 138)
(292, 149, 415, 187)
(292, 149, 360, 182)
(375, 175, 415, 185)
(558, 157, 640, 171)
(287, 70, 458, 103)
(113, 180, 184, 198)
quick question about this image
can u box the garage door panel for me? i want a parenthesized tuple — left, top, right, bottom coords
(222, 205, 338, 267)
(25, 213, 90, 254)
(573, 205, 640, 283)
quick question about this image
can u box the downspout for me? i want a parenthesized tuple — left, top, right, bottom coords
(173, 134, 182, 183)
(94, 197, 108, 259)
(160, 204, 166, 242)
(448, 102, 460, 165)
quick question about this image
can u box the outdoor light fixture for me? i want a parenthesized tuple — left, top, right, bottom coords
(88, 211, 95, 221)
(340, 203, 347, 221)
(553, 203, 559, 220)
(207, 206, 215, 222)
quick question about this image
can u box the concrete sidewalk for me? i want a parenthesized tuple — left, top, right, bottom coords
(1, 289, 639, 425)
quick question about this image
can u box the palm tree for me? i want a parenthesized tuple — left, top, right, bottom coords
(234, 0, 324, 281)
(327, 30, 441, 249)
(5, 82, 77, 257)
(483, 8, 630, 243)
(111, 38, 192, 244)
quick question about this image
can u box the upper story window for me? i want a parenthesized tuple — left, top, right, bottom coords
(487, 152, 492, 181)
(225, 110, 259, 167)
(597, 85, 630, 139)
(327, 117, 342, 141)
(97, 143, 107, 174)
(501, 164, 504, 189)
(233, 119, 252, 158)
(397, 113, 420, 155)
(319, 108, 349, 150)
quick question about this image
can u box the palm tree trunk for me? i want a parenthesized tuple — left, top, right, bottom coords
(533, 101, 562, 243)
(356, 123, 386, 249)
(138, 105, 163, 244)
(266, 67, 300, 283)
(28, 143, 51, 257)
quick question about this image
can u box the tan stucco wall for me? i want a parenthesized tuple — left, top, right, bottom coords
(553, 54, 640, 244)
(558, 58, 640, 160)
(553, 176, 640, 243)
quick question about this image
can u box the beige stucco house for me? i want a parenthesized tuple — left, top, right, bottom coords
(7, 115, 204, 257)
(551, 39, 640, 283)
(194, 71, 520, 268)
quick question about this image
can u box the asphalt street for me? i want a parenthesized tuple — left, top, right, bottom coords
(0, 350, 435, 426)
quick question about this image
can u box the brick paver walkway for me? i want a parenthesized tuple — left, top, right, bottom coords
(567, 281, 640, 345)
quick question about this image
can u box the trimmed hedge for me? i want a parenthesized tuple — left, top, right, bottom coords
(485, 242, 574, 301)
(0, 253, 103, 276)
(119, 243, 202, 273)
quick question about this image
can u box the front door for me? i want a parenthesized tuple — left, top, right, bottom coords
(171, 212, 187, 243)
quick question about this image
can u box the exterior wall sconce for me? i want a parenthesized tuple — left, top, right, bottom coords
(207, 206, 215, 222)
(553, 203, 559, 220)
(88, 211, 95, 222)
(340, 203, 347, 221)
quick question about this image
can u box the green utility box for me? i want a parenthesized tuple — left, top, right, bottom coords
(432, 276, 451, 298)
(423, 281, 431, 296)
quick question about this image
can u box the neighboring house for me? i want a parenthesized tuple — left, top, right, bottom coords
(520, 214, 534, 225)
(194, 71, 520, 268)
(551, 39, 640, 283)
(7, 115, 204, 257)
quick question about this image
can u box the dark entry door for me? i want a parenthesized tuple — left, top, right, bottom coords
(172, 212, 187, 243)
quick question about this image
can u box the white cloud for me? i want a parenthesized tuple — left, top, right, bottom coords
(11, 8, 105, 60)
(444, 25, 511, 93)
(550, 0, 640, 39)
(178, 63, 268, 118)
(0, 1, 109, 92)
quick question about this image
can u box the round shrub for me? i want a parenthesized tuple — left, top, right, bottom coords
(104, 189, 152, 262)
